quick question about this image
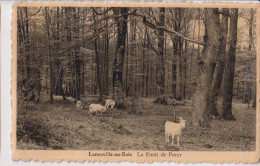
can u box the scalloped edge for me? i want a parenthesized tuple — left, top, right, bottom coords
(10, 1, 260, 163)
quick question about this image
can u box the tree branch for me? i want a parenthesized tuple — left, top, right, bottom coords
(26, 7, 42, 22)
(58, 22, 116, 54)
(143, 17, 205, 45)
(91, 7, 114, 15)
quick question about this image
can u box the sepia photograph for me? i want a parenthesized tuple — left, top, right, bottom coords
(11, 1, 259, 162)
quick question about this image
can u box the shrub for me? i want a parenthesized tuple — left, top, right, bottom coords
(17, 110, 51, 148)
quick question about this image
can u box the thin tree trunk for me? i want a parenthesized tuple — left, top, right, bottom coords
(81, 8, 86, 95)
(183, 40, 188, 99)
(25, 7, 31, 83)
(125, 26, 129, 97)
(45, 68, 48, 94)
(157, 7, 165, 96)
(104, 7, 109, 95)
(248, 9, 254, 51)
(174, 9, 183, 100)
(176, 45, 182, 100)
(45, 7, 53, 101)
(92, 9, 102, 100)
(73, 8, 81, 100)
(172, 56, 176, 97)
(197, 9, 201, 61)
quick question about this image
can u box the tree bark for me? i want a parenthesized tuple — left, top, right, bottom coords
(81, 8, 86, 95)
(157, 7, 165, 96)
(93, 9, 102, 100)
(104, 7, 109, 95)
(45, 7, 53, 101)
(222, 8, 238, 120)
(113, 8, 128, 98)
(174, 9, 183, 100)
(25, 7, 31, 82)
(248, 9, 254, 51)
(73, 8, 81, 100)
(192, 8, 222, 127)
(183, 40, 188, 99)
(209, 8, 229, 116)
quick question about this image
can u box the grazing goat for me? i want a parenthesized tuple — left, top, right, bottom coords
(66, 96, 77, 103)
(165, 117, 186, 146)
(105, 99, 115, 109)
(89, 104, 106, 114)
(76, 100, 84, 110)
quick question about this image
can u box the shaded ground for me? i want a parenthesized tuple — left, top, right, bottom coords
(17, 96, 256, 151)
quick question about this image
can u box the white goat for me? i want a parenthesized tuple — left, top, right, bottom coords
(76, 100, 84, 110)
(89, 104, 106, 114)
(105, 99, 115, 109)
(165, 117, 186, 146)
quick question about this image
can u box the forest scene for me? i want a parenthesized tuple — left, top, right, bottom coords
(16, 6, 257, 151)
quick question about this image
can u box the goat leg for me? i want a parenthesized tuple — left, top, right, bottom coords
(177, 136, 180, 146)
(165, 133, 168, 144)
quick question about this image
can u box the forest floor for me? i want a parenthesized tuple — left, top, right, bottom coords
(17, 95, 256, 151)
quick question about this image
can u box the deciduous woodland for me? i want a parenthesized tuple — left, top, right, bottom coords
(16, 7, 256, 150)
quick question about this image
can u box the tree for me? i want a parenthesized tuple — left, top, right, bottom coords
(44, 7, 53, 101)
(113, 8, 128, 99)
(171, 9, 183, 100)
(209, 8, 229, 116)
(92, 8, 102, 100)
(248, 9, 256, 51)
(157, 7, 165, 95)
(103, 7, 109, 96)
(222, 8, 238, 120)
(239, 9, 256, 51)
(73, 8, 81, 100)
(192, 8, 222, 127)
(168, 8, 192, 100)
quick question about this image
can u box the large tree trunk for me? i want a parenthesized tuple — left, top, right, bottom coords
(209, 8, 229, 116)
(113, 8, 128, 99)
(192, 8, 221, 128)
(222, 8, 238, 120)
(157, 7, 165, 95)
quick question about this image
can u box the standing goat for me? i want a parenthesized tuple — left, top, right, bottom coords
(105, 99, 115, 109)
(89, 104, 106, 114)
(165, 117, 186, 146)
(76, 100, 84, 110)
